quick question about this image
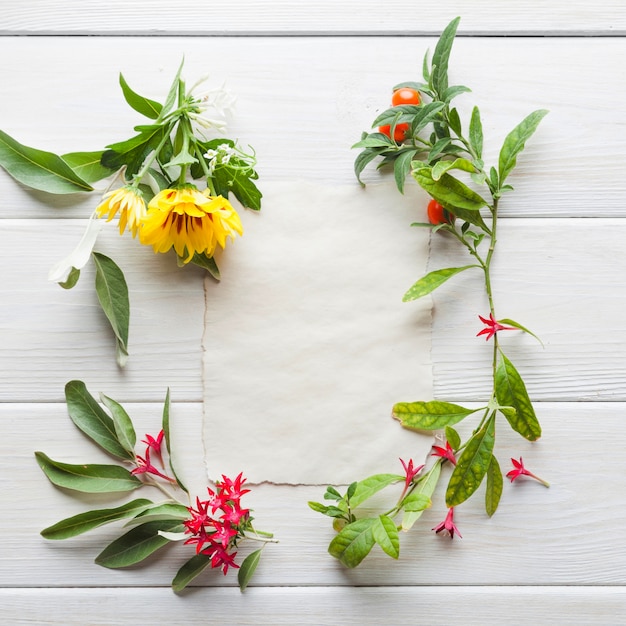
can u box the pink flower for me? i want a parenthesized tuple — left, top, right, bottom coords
(141, 430, 165, 464)
(431, 441, 457, 465)
(131, 447, 174, 482)
(506, 457, 550, 487)
(477, 313, 516, 341)
(432, 507, 462, 539)
(399, 458, 424, 490)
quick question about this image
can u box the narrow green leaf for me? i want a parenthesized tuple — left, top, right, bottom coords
(92, 252, 130, 367)
(328, 518, 377, 568)
(41, 499, 153, 540)
(448, 107, 462, 135)
(238, 549, 263, 591)
(431, 158, 476, 182)
(413, 167, 489, 212)
(442, 85, 471, 104)
(431, 17, 461, 95)
(157, 58, 185, 123)
(495, 353, 542, 441)
(128, 503, 190, 525)
(485, 455, 503, 517)
(162, 388, 188, 493)
(372, 515, 400, 559)
(446, 414, 496, 507)
(351, 134, 395, 149)
(402, 265, 478, 302)
(0, 128, 93, 193)
(172, 553, 212, 592)
(119, 73, 163, 120)
(99, 394, 136, 455)
(469, 106, 483, 159)
(498, 109, 548, 184)
(343, 474, 403, 509)
(402, 462, 440, 531)
(95, 520, 184, 568)
(393, 400, 478, 431)
(498, 318, 544, 347)
(354, 147, 383, 185)
(61, 151, 116, 184)
(308, 501, 330, 515)
(35, 451, 143, 493)
(65, 380, 134, 460)
(393, 149, 419, 193)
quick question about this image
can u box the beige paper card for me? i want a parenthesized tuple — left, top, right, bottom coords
(203, 180, 434, 484)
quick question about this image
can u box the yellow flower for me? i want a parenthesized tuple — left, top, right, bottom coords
(139, 186, 243, 262)
(96, 186, 147, 237)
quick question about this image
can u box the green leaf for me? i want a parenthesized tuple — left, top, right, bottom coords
(99, 394, 136, 455)
(238, 549, 263, 591)
(95, 520, 184, 568)
(469, 106, 483, 159)
(101, 125, 167, 178)
(157, 59, 185, 123)
(393, 400, 478, 431)
(119, 73, 163, 120)
(393, 149, 419, 193)
(65, 380, 134, 460)
(445, 426, 461, 451)
(400, 492, 431, 513)
(308, 501, 331, 515)
(402, 265, 478, 301)
(189, 253, 220, 280)
(446, 414, 496, 507)
(448, 107, 462, 135)
(402, 462, 440, 531)
(35, 451, 143, 493)
(213, 165, 262, 211)
(354, 147, 384, 185)
(442, 85, 471, 104)
(92, 252, 130, 367)
(343, 474, 404, 509)
(485, 455, 503, 517)
(41, 499, 153, 540)
(61, 151, 116, 184)
(495, 353, 542, 441)
(351, 134, 395, 150)
(0, 128, 93, 193)
(498, 109, 548, 185)
(172, 553, 212, 592)
(162, 388, 188, 493)
(413, 167, 489, 212)
(59, 266, 81, 290)
(499, 318, 544, 347)
(431, 158, 476, 182)
(431, 17, 461, 95)
(372, 515, 400, 559)
(328, 518, 377, 568)
(129, 503, 191, 525)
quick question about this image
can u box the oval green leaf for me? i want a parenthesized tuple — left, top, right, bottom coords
(92, 252, 130, 367)
(238, 549, 263, 591)
(485, 455, 503, 517)
(445, 414, 496, 507)
(41, 499, 153, 540)
(328, 517, 377, 568)
(61, 151, 116, 184)
(99, 393, 136, 455)
(95, 519, 184, 568)
(495, 353, 542, 441)
(0, 128, 93, 194)
(344, 474, 403, 510)
(172, 553, 212, 593)
(393, 400, 478, 431)
(65, 380, 134, 460)
(413, 168, 489, 212)
(35, 451, 143, 493)
(372, 515, 400, 559)
(402, 265, 477, 302)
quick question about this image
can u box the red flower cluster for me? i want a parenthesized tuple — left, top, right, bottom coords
(183, 472, 251, 574)
(131, 430, 173, 482)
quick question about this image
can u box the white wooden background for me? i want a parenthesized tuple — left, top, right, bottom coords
(2, 2, 626, 624)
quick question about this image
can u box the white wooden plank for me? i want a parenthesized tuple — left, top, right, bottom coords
(0, 220, 205, 402)
(1, 37, 624, 217)
(428, 218, 626, 401)
(2, 1, 626, 35)
(2, 402, 625, 587)
(2, 587, 626, 626)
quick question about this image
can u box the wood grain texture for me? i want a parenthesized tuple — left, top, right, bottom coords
(3, 402, 625, 587)
(2, 1, 626, 35)
(2, 587, 626, 625)
(0, 38, 625, 217)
